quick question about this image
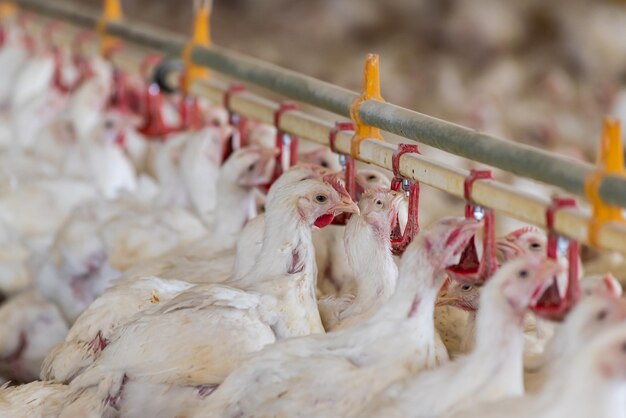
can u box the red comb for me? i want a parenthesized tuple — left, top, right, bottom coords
(507, 226, 540, 240)
(323, 174, 352, 200)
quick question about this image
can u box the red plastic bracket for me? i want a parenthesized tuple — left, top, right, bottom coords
(178, 96, 203, 131)
(389, 144, 421, 255)
(137, 54, 176, 138)
(464, 169, 493, 218)
(545, 197, 577, 259)
(223, 83, 246, 123)
(330, 121, 357, 196)
(329, 121, 355, 155)
(534, 196, 580, 321)
(392, 144, 419, 178)
(447, 169, 498, 284)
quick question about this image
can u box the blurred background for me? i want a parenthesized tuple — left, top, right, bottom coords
(69, 0, 626, 162)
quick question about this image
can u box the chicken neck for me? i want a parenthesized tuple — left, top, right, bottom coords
(370, 243, 442, 367)
(459, 286, 526, 401)
(344, 216, 398, 319)
(236, 205, 322, 338)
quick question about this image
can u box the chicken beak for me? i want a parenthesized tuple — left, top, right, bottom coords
(333, 196, 360, 216)
(529, 260, 565, 308)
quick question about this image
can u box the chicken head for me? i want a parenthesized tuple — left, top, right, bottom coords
(291, 175, 360, 228)
(221, 146, 278, 188)
(439, 227, 548, 312)
(496, 226, 546, 262)
(299, 147, 342, 172)
(580, 273, 623, 298)
(356, 188, 404, 240)
(356, 168, 390, 190)
(560, 295, 626, 354)
(411, 217, 482, 278)
(437, 279, 479, 312)
(496, 256, 563, 317)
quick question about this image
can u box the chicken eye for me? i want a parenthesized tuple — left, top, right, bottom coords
(597, 309, 608, 321)
(375, 199, 383, 207)
(247, 163, 256, 172)
(315, 195, 328, 203)
(461, 284, 473, 291)
(529, 242, 542, 250)
(518, 270, 529, 279)
(367, 175, 377, 181)
(320, 161, 329, 168)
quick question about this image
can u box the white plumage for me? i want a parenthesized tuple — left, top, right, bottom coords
(318, 188, 401, 330)
(188, 217, 478, 418)
(361, 256, 561, 418)
(1, 6, 626, 417)
(52, 168, 358, 414)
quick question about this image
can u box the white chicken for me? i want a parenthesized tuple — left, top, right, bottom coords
(40, 276, 195, 384)
(34, 198, 165, 323)
(150, 124, 232, 215)
(524, 288, 626, 393)
(187, 217, 479, 418)
(38, 146, 278, 380)
(318, 188, 403, 330)
(436, 226, 550, 357)
(60, 112, 138, 200)
(360, 255, 561, 418)
(43, 165, 356, 381)
(0, 380, 69, 418)
(52, 169, 358, 416)
(0, 290, 68, 383)
(314, 167, 392, 297)
(0, 24, 29, 109)
(0, 178, 98, 245)
(442, 320, 626, 418)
